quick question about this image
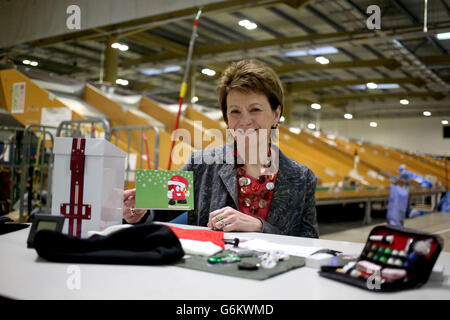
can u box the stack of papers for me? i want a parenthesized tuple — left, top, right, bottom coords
(240, 239, 322, 258)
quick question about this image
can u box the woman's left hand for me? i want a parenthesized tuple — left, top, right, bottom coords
(207, 206, 263, 232)
(123, 189, 147, 224)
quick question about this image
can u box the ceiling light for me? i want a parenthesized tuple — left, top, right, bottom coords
(376, 83, 399, 89)
(369, 121, 378, 128)
(201, 68, 216, 76)
(22, 60, 31, 65)
(111, 43, 128, 51)
(344, 113, 353, 119)
(436, 32, 450, 40)
(283, 50, 308, 57)
(30, 61, 38, 66)
(191, 96, 198, 103)
(307, 123, 316, 130)
(311, 103, 321, 110)
(315, 56, 329, 65)
(289, 127, 301, 134)
(283, 46, 339, 57)
(350, 83, 399, 90)
(400, 99, 409, 105)
(442, 120, 449, 125)
(238, 19, 249, 27)
(423, 111, 431, 117)
(366, 82, 378, 89)
(116, 78, 128, 86)
(238, 19, 257, 30)
(308, 46, 339, 55)
(350, 85, 369, 90)
(140, 65, 181, 76)
(246, 22, 257, 30)
(280, 116, 285, 122)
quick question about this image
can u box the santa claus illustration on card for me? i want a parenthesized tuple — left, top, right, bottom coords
(135, 169, 193, 210)
(167, 175, 190, 205)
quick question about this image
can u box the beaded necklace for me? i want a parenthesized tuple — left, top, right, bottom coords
(234, 141, 277, 218)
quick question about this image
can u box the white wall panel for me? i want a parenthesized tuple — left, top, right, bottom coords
(318, 117, 450, 156)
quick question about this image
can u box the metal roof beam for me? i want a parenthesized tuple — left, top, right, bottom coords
(127, 33, 187, 56)
(272, 58, 402, 74)
(391, 0, 447, 54)
(266, 6, 316, 34)
(4, 0, 286, 55)
(120, 29, 373, 66)
(286, 77, 428, 92)
(119, 23, 450, 67)
(317, 91, 446, 104)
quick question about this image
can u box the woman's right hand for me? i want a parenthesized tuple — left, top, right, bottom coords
(123, 188, 148, 224)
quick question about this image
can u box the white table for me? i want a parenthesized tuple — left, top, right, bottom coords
(1, 223, 449, 300)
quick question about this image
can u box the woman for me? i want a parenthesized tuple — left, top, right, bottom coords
(123, 59, 319, 238)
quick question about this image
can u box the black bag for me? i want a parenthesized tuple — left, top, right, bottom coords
(319, 225, 443, 292)
(34, 224, 185, 265)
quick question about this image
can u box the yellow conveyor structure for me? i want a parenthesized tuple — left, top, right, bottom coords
(326, 133, 447, 187)
(0, 69, 85, 126)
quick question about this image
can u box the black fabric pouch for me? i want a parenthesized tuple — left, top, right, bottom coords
(33, 224, 185, 265)
(319, 225, 443, 292)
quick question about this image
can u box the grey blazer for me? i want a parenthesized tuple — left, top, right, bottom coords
(173, 143, 319, 238)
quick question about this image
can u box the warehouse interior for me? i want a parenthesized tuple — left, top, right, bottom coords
(0, 0, 449, 250)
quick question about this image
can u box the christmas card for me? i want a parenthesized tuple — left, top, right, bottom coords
(135, 169, 194, 210)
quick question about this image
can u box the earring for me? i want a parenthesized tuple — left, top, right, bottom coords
(270, 124, 279, 144)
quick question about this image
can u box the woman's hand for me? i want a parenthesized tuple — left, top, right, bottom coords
(207, 206, 263, 232)
(123, 188, 147, 224)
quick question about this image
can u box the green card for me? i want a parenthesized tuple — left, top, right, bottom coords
(135, 169, 194, 210)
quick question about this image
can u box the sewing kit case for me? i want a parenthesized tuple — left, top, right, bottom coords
(319, 225, 443, 292)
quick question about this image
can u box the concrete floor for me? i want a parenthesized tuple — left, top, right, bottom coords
(319, 211, 450, 252)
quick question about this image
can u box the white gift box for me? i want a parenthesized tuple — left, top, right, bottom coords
(51, 137, 126, 238)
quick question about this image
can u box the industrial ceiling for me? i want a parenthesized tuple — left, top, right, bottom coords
(1, 0, 449, 124)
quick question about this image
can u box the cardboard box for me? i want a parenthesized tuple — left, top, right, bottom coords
(51, 137, 126, 238)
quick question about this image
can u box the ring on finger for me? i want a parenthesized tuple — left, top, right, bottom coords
(220, 221, 227, 228)
(130, 207, 136, 217)
(215, 215, 223, 222)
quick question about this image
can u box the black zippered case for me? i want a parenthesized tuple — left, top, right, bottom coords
(319, 225, 443, 292)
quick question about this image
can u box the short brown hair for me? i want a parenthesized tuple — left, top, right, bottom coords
(216, 59, 284, 124)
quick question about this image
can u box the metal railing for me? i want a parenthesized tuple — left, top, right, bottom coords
(0, 126, 25, 217)
(56, 118, 111, 141)
(17, 124, 57, 222)
(110, 125, 160, 188)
